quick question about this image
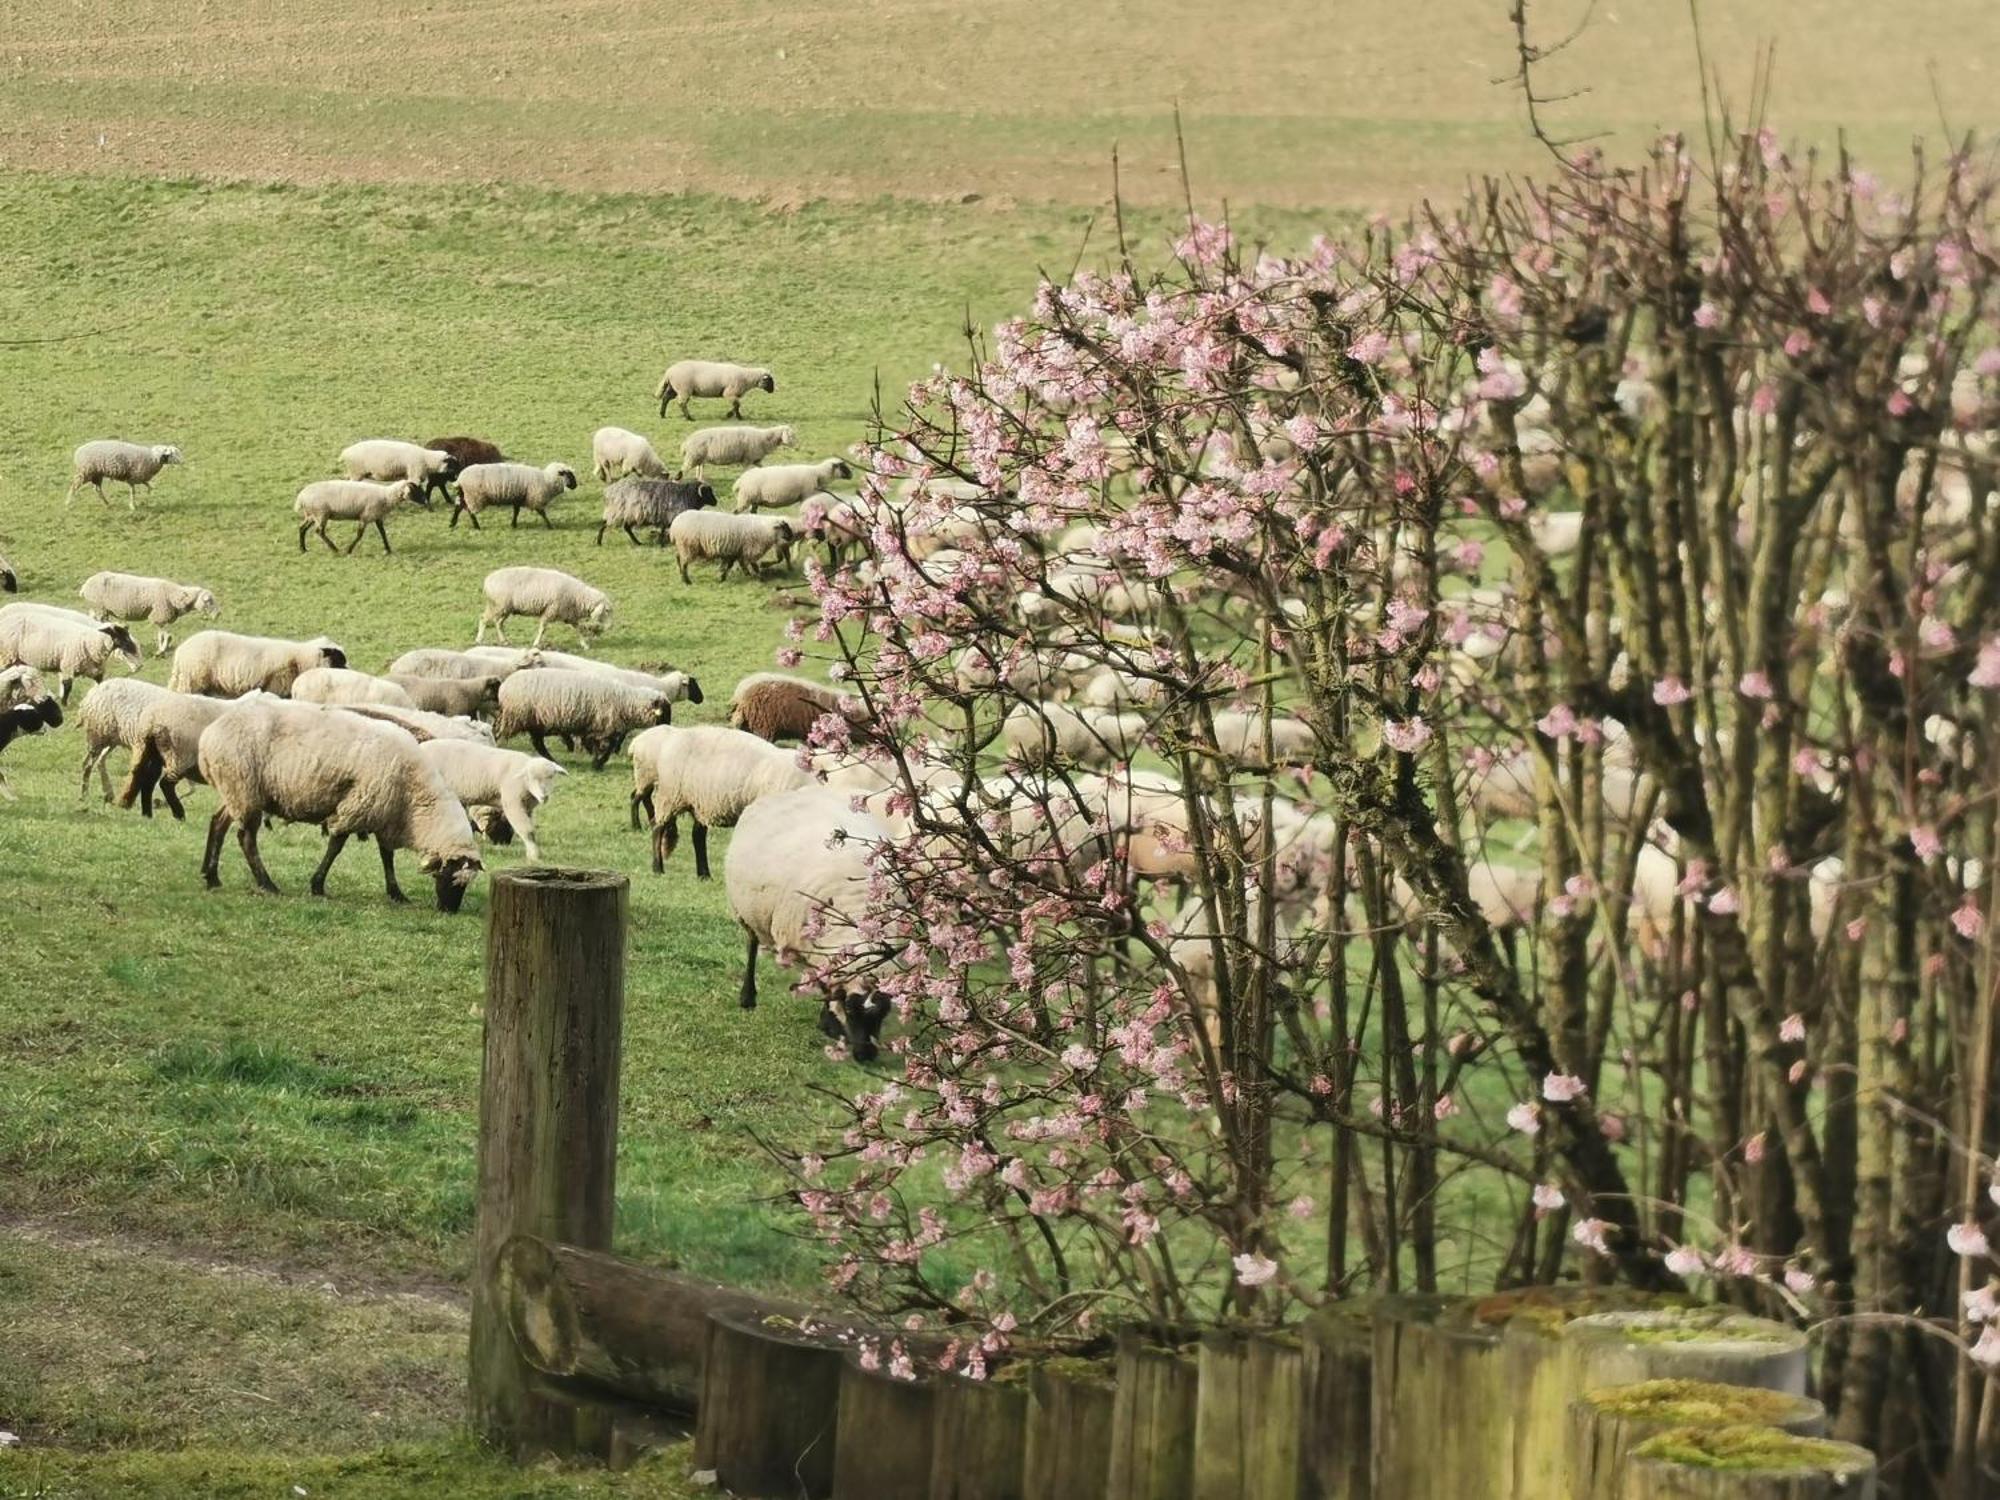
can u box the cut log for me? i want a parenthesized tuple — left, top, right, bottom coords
(930, 1367, 1030, 1500)
(693, 1308, 849, 1498)
(834, 1351, 938, 1498)
(497, 1233, 807, 1411)
(1562, 1310, 1811, 1395)
(1621, 1425, 1877, 1499)
(1371, 1295, 1506, 1500)
(1023, 1359, 1119, 1500)
(1567, 1382, 1827, 1500)
(1194, 1329, 1305, 1500)
(1299, 1304, 1372, 1500)
(1108, 1331, 1198, 1500)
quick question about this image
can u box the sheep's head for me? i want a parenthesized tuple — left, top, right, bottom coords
(582, 600, 613, 636)
(472, 675, 504, 708)
(829, 459, 853, 481)
(552, 463, 579, 492)
(817, 987, 892, 1063)
(101, 624, 143, 672)
(771, 519, 797, 544)
(189, 587, 221, 617)
(396, 479, 431, 509)
(155, 445, 184, 466)
(0, 563, 16, 593)
(697, 483, 718, 509)
(760, 373, 776, 393)
(311, 638, 349, 670)
(682, 675, 705, 706)
(421, 852, 483, 913)
(478, 808, 514, 845)
(648, 695, 675, 727)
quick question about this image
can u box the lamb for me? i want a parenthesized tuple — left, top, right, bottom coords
(1001, 702, 1146, 766)
(679, 425, 795, 478)
(0, 550, 15, 593)
(0, 604, 143, 701)
(669, 511, 795, 582)
(728, 672, 864, 744)
(291, 667, 419, 709)
(656, 360, 776, 420)
(0, 690, 63, 800)
(196, 699, 483, 910)
(417, 740, 566, 861)
(385, 673, 502, 718)
(76, 677, 176, 802)
(168, 630, 347, 698)
(466, 647, 702, 707)
(452, 461, 579, 530)
(295, 478, 429, 555)
(67, 440, 183, 509)
(494, 668, 674, 768)
(388, 647, 540, 682)
(597, 476, 717, 546)
(339, 439, 457, 495)
(732, 459, 855, 513)
(78, 571, 220, 655)
(121, 689, 255, 819)
(591, 426, 672, 483)
(629, 724, 813, 877)
(723, 784, 897, 1061)
(476, 567, 613, 649)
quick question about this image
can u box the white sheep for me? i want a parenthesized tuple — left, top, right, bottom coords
(0, 664, 50, 712)
(494, 667, 673, 768)
(76, 677, 174, 802)
(629, 724, 812, 877)
(591, 427, 672, 483)
(291, 667, 420, 709)
(388, 647, 542, 682)
(669, 510, 795, 583)
(723, 783, 897, 1061)
(122, 688, 261, 819)
(476, 567, 613, 650)
(0, 603, 143, 701)
(657, 360, 776, 420)
(339, 439, 456, 491)
(680, 425, 796, 478)
(334, 702, 495, 745)
(384, 673, 503, 719)
(78, 571, 220, 655)
(732, 459, 855, 512)
(465, 646, 702, 708)
(195, 698, 483, 909)
(1001, 701, 1146, 766)
(295, 478, 429, 555)
(1209, 710, 1316, 770)
(67, 440, 183, 509)
(452, 462, 579, 530)
(417, 739, 566, 861)
(168, 630, 347, 698)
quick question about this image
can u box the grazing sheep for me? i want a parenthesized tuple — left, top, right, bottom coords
(168, 630, 347, 698)
(801, 491, 882, 568)
(121, 689, 253, 819)
(421, 436, 506, 503)
(0, 671, 62, 800)
(291, 667, 419, 709)
(388, 647, 540, 682)
(728, 673, 864, 744)
(679, 425, 795, 478)
(494, 668, 673, 769)
(732, 459, 855, 513)
(295, 478, 429, 555)
(78, 571, 220, 655)
(76, 677, 175, 802)
(0, 604, 143, 701)
(452, 461, 578, 530)
(196, 699, 483, 909)
(1001, 702, 1146, 766)
(385, 673, 502, 718)
(723, 784, 897, 1060)
(0, 550, 15, 593)
(629, 724, 812, 877)
(0, 665, 52, 712)
(656, 360, 775, 420)
(477, 567, 612, 649)
(669, 510, 795, 582)
(334, 702, 495, 744)
(597, 476, 717, 546)
(417, 739, 565, 861)
(339, 439, 456, 496)
(591, 426, 672, 483)
(67, 440, 182, 509)
(466, 647, 702, 707)
(1209, 710, 1316, 770)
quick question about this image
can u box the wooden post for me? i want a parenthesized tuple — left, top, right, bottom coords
(1299, 1305, 1372, 1500)
(1371, 1296, 1505, 1500)
(1108, 1331, 1198, 1500)
(693, 1308, 847, 1498)
(1566, 1383, 1827, 1500)
(834, 1353, 938, 1497)
(468, 868, 628, 1460)
(1562, 1310, 1811, 1395)
(930, 1369, 1030, 1500)
(1620, 1426, 1877, 1499)
(1023, 1360, 1119, 1500)
(1194, 1329, 1305, 1500)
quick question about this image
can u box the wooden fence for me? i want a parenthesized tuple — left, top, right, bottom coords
(468, 870, 1881, 1498)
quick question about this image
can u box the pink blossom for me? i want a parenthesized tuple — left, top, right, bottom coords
(1538, 703, 1579, 739)
(1806, 287, 1832, 317)
(1664, 1245, 1707, 1278)
(1506, 1101, 1542, 1135)
(1965, 1284, 2000, 1323)
(1692, 302, 1722, 329)
(1974, 1324, 2000, 1371)
(1744, 1132, 1767, 1164)
(1779, 1013, 1806, 1044)
(1571, 1218, 1614, 1256)
(1948, 1222, 1992, 1259)
(1232, 1252, 1280, 1287)
(1542, 1073, 1587, 1103)
(1708, 887, 1741, 917)
(1287, 1195, 1317, 1221)
(1972, 638, 2000, 689)
(1784, 330, 1813, 358)
(1910, 826, 1943, 864)
(1738, 670, 1774, 699)
(1783, 1266, 1818, 1296)
(1652, 676, 1693, 706)
(1347, 331, 1392, 366)
(1954, 898, 1985, 940)
(1532, 1183, 1565, 1213)
(1381, 718, 1433, 754)
(1716, 1244, 1760, 1278)
(1598, 1112, 1627, 1143)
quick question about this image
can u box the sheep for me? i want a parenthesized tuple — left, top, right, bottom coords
(591, 426, 672, 483)
(477, 567, 613, 650)
(121, 689, 254, 819)
(291, 667, 420, 709)
(466, 647, 703, 708)
(679, 425, 795, 478)
(597, 476, 717, 546)
(169, 630, 347, 698)
(1001, 702, 1146, 767)
(417, 740, 566, 861)
(729, 673, 864, 744)
(339, 439, 457, 496)
(78, 571, 220, 655)
(0, 550, 15, 593)
(295, 478, 429, 555)
(385, 673, 502, 718)
(494, 668, 674, 769)
(333, 702, 495, 745)
(669, 511, 795, 582)
(629, 724, 813, 877)
(67, 440, 182, 509)
(0, 670, 62, 800)
(1209, 710, 1317, 770)
(76, 678, 176, 802)
(195, 698, 483, 910)
(0, 665, 52, 712)
(388, 647, 540, 682)
(723, 784, 897, 1060)
(0, 604, 143, 702)
(732, 459, 855, 513)
(656, 359, 776, 420)
(422, 436, 506, 502)
(451, 461, 579, 530)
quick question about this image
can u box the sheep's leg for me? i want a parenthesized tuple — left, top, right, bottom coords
(238, 812, 280, 893)
(377, 840, 408, 904)
(500, 789, 539, 861)
(676, 553, 692, 585)
(465, 505, 482, 531)
(298, 520, 313, 553)
(344, 522, 368, 556)
(691, 821, 711, 880)
(159, 777, 186, 822)
(92, 480, 109, 506)
(375, 519, 393, 554)
(309, 832, 349, 897)
(738, 928, 759, 1009)
(727, 397, 743, 419)
(202, 810, 232, 887)
(594, 521, 607, 546)
(536, 508, 552, 530)
(530, 731, 554, 761)
(449, 500, 465, 530)
(650, 813, 674, 874)
(125, 482, 139, 512)
(510, 503, 522, 528)
(679, 396, 693, 420)
(317, 520, 338, 554)
(64, 474, 81, 506)
(0, 769, 13, 802)
(530, 617, 549, 649)
(624, 525, 642, 546)
(155, 627, 172, 656)
(59, 675, 74, 705)
(79, 746, 102, 800)
(590, 733, 625, 772)
(717, 557, 736, 582)
(630, 786, 654, 831)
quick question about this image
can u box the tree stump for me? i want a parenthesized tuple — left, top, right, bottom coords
(693, 1309, 848, 1498)
(467, 868, 628, 1461)
(1371, 1296, 1506, 1500)
(1109, 1331, 1198, 1500)
(1299, 1304, 1372, 1500)
(1567, 1382, 1827, 1500)
(1023, 1359, 1118, 1500)
(1621, 1426, 1877, 1499)
(834, 1352, 937, 1498)
(1562, 1310, 1810, 1395)
(931, 1368, 1030, 1500)
(1194, 1329, 1305, 1500)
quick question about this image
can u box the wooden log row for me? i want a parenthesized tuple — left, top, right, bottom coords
(1621, 1426, 1877, 1498)
(1567, 1380, 1828, 1500)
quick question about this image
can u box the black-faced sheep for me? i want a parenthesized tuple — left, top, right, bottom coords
(452, 462, 578, 530)
(494, 668, 673, 769)
(169, 630, 347, 698)
(422, 437, 505, 504)
(597, 476, 717, 546)
(628, 723, 812, 877)
(0, 673, 62, 800)
(295, 478, 430, 555)
(668, 511, 795, 582)
(1, 551, 17, 593)
(657, 360, 775, 420)
(78, 571, 220, 655)
(67, 440, 183, 509)
(679, 425, 795, 478)
(0, 603, 143, 702)
(476, 568, 612, 649)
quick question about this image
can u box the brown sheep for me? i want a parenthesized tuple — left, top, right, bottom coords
(727, 672, 866, 744)
(421, 435, 505, 504)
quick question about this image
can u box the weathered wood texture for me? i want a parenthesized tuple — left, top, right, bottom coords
(1620, 1426, 1877, 1499)
(1300, 1307, 1372, 1500)
(1023, 1361, 1118, 1500)
(929, 1368, 1030, 1500)
(1108, 1332, 1198, 1500)
(1371, 1296, 1506, 1500)
(693, 1308, 846, 1498)
(468, 868, 628, 1460)
(1567, 1384, 1827, 1500)
(834, 1354, 938, 1498)
(1195, 1330, 1305, 1500)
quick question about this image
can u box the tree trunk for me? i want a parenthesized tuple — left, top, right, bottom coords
(693, 1308, 845, 1498)
(1299, 1306, 1372, 1500)
(1619, 1427, 1876, 1499)
(468, 868, 628, 1461)
(1023, 1360, 1118, 1500)
(1566, 1383, 1826, 1500)
(834, 1355, 937, 1499)
(1109, 1331, 1198, 1500)
(930, 1370, 1030, 1500)
(1194, 1329, 1305, 1500)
